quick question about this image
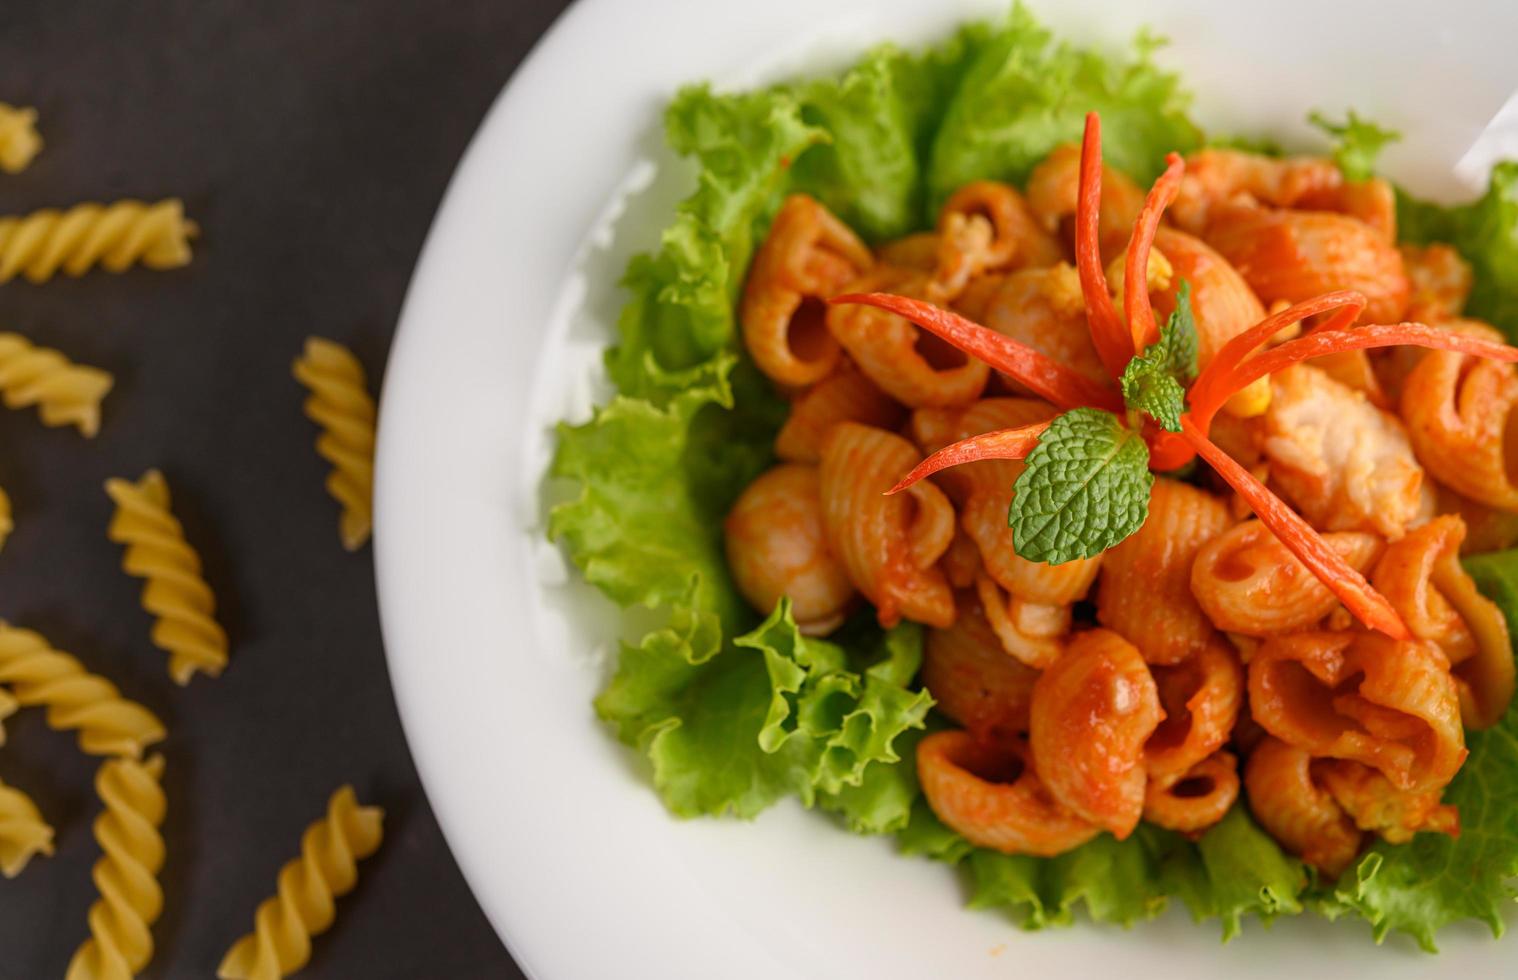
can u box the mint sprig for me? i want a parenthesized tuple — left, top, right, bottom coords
(1008, 407, 1154, 564)
(1119, 279, 1198, 432)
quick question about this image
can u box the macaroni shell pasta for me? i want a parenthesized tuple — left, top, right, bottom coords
(922, 596, 1040, 740)
(910, 398, 1099, 606)
(1203, 203, 1409, 324)
(1170, 149, 1342, 234)
(65, 755, 167, 980)
(217, 786, 384, 980)
(1371, 515, 1515, 729)
(1142, 750, 1240, 835)
(0, 332, 114, 437)
(0, 622, 165, 759)
(933, 180, 1062, 297)
(818, 423, 955, 628)
(1248, 630, 1466, 793)
(1262, 364, 1424, 540)
(1244, 736, 1362, 877)
(917, 731, 1099, 857)
(1401, 243, 1472, 319)
(1025, 143, 1144, 262)
(741, 194, 872, 386)
(952, 264, 1108, 389)
(1149, 227, 1270, 416)
(974, 573, 1069, 670)
(1144, 640, 1243, 782)
(723, 463, 855, 636)
(106, 469, 230, 684)
(1400, 348, 1518, 511)
(0, 776, 53, 878)
(826, 266, 990, 408)
(1097, 478, 1232, 665)
(1030, 628, 1162, 838)
(0, 199, 197, 283)
(774, 366, 904, 464)
(1316, 758, 1458, 845)
(1191, 520, 1384, 636)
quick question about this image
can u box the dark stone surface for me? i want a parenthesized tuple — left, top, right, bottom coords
(0, 2, 567, 976)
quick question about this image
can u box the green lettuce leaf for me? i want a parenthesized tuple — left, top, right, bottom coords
(1166, 805, 1306, 940)
(1318, 549, 1518, 950)
(1399, 161, 1518, 340)
(1309, 109, 1400, 182)
(951, 810, 1303, 937)
(927, 6, 1200, 209)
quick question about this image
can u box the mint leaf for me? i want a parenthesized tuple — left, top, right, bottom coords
(1121, 369, 1187, 432)
(1009, 408, 1154, 563)
(1309, 110, 1400, 182)
(1119, 279, 1197, 432)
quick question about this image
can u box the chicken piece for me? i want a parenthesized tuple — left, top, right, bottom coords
(1261, 364, 1423, 539)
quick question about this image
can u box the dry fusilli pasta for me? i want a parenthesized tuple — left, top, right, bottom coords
(0, 332, 113, 436)
(0, 199, 197, 284)
(65, 754, 166, 980)
(105, 469, 228, 684)
(0, 103, 41, 174)
(217, 785, 384, 980)
(0, 684, 15, 744)
(0, 622, 165, 758)
(0, 774, 52, 878)
(293, 338, 375, 551)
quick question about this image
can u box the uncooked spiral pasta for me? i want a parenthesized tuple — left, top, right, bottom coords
(0, 199, 197, 283)
(65, 754, 166, 980)
(0, 103, 41, 174)
(217, 785, 384, 980)
(0, 622, 165, 758)
(105, 469, 228, 684)
(293, 337, 376, 551)
(0, 685, 15, 744)
(0, 774, 53, 878)
(0, 482, 11, 552)
(0, 332, 113, 436)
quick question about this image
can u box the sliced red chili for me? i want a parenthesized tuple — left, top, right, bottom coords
(1076, 113, 1133, 379)
(1187, 290, 1366, 434)
(829, 292, 1122, 412)
(1124, 152, 1185, 352)
(886, 421, 1052, 496)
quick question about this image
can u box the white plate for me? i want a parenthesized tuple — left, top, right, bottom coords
(374, 1, 1518, 977)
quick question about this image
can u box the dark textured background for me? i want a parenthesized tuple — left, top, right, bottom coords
(0, 2, 568, 976)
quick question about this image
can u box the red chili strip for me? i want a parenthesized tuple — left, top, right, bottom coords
(1144, 428, 1195, 472)
(1221, 321, 1518, 395)
(830, 292, 1122, 412)
(1186, 290, 1366, 433)
(886, 421, 1052, 495)
(1180, 416, 1410, 640)
(1124, 152, 1185, 352)
(1076, 113, 1133, 379)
